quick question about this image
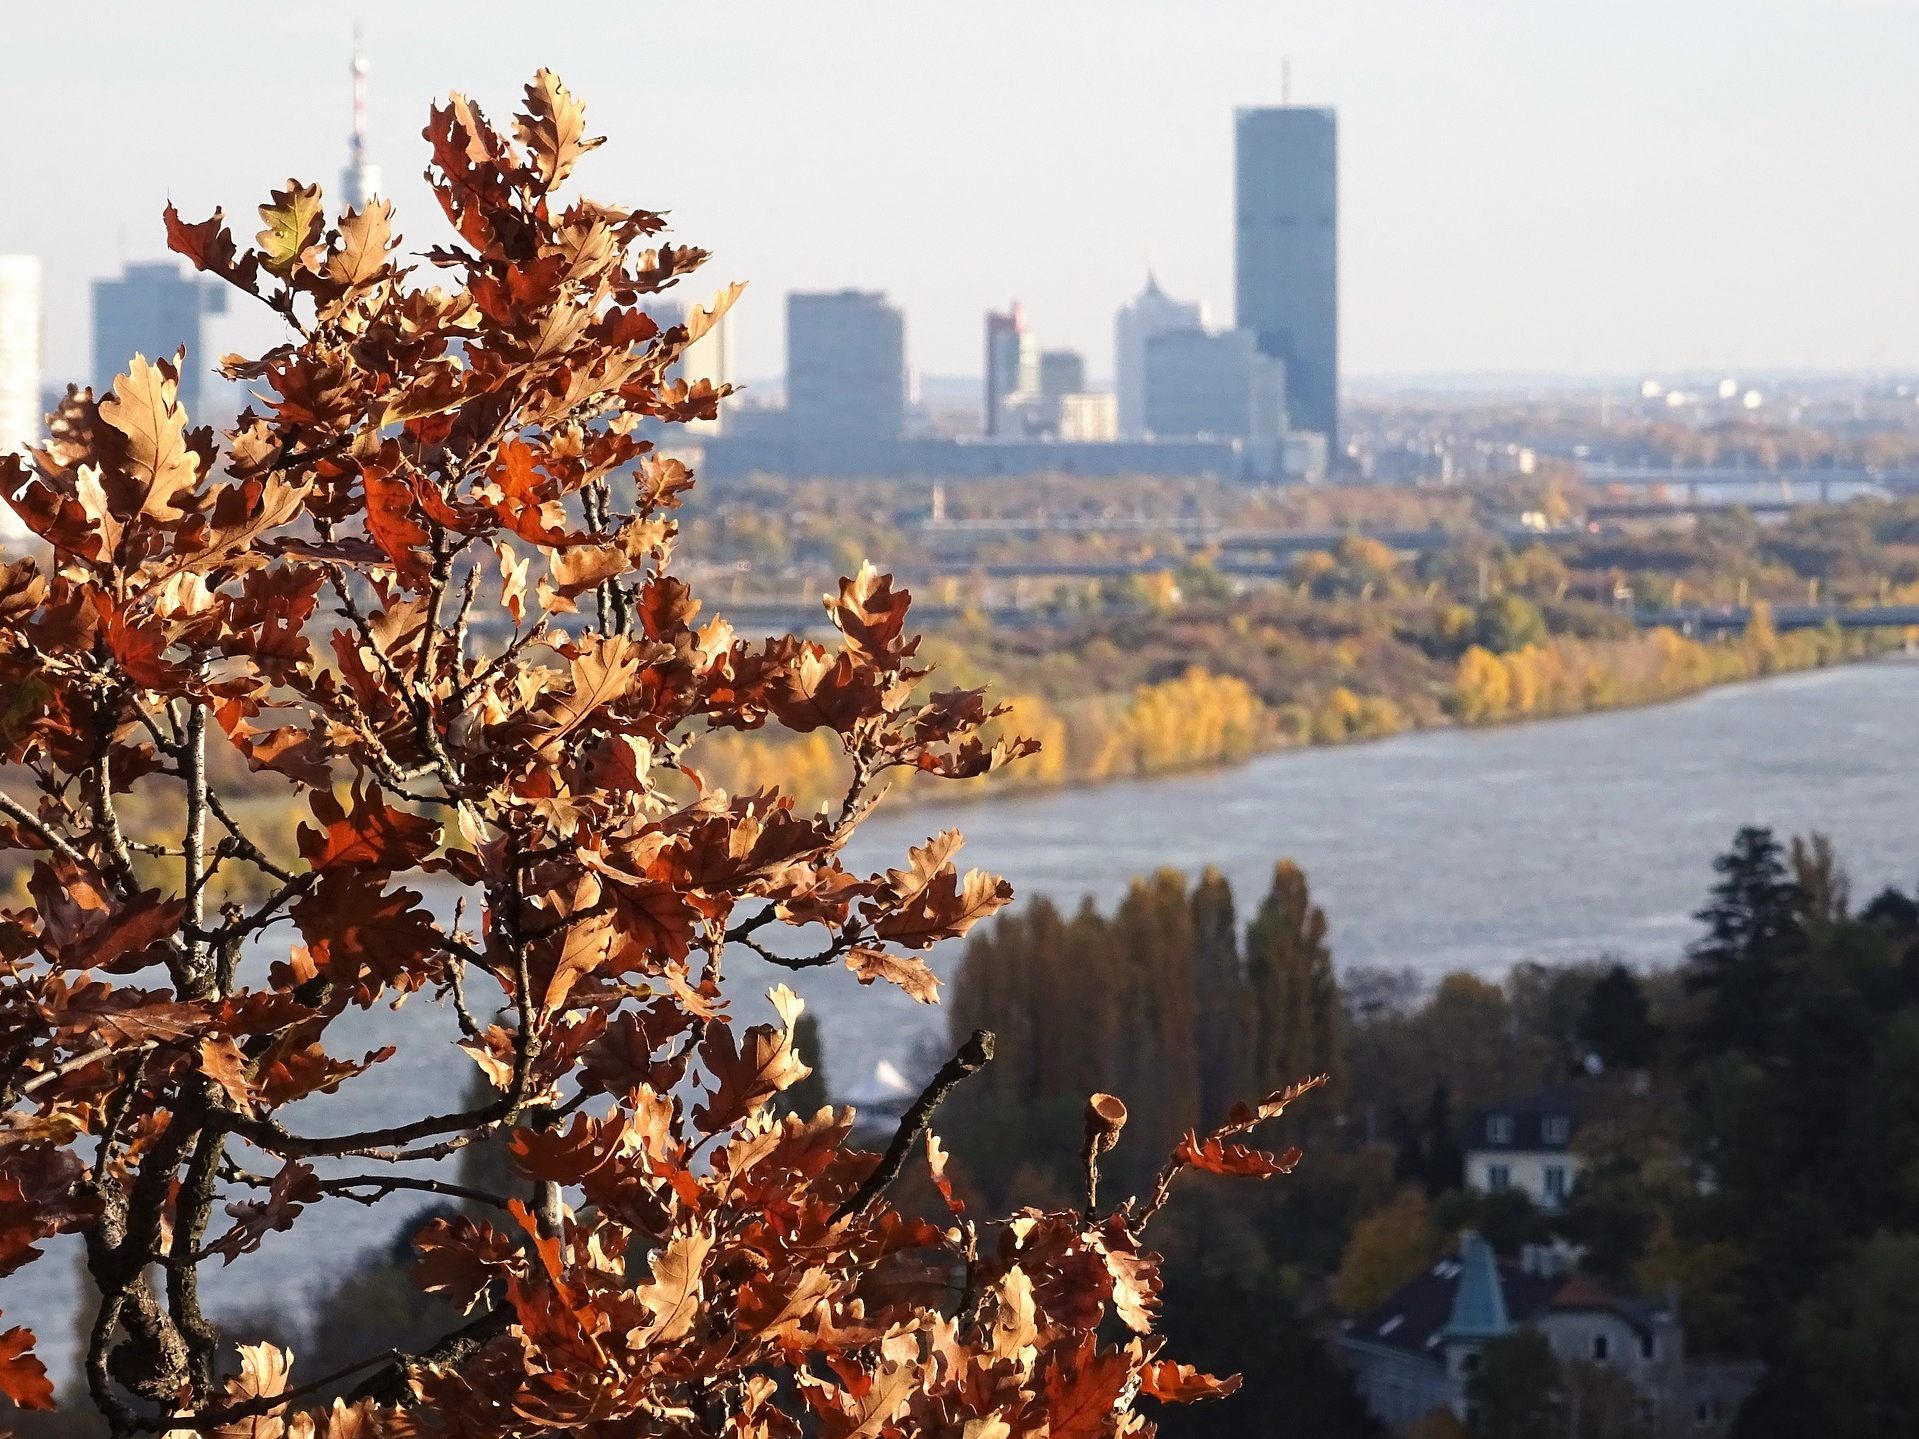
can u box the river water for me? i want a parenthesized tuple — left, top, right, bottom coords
(11, 656, 1919, 1384)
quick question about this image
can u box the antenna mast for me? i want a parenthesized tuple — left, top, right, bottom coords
(341, 22, 382, 205)
(351, 23, 368, 155)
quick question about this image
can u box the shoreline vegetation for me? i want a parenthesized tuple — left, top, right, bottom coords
(699, 610, 1907, 809)
(684, 476, 1919, 808)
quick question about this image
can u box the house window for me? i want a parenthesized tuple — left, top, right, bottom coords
(1641, 1333, 1656, 1361)
(1543, 1165, 1568, 1204)
(1543, 1116, 1570, 1145)
(1487, 1115, 1514, 1144)
(1487, 1164, 1511, 1191)
(1593, 1334, 1610, 1361)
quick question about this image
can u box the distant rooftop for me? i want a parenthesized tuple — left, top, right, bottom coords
(1345, 1238, 1666, 1362)
(1466, 1084, 1581, 1153)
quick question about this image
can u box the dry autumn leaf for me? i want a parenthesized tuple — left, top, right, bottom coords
(97, 354, 201, 522)
(0, 70, 1320, 1439)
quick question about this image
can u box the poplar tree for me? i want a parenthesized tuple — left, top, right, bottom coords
(1189, 867, 1251, 1121)
(1247, 861, 1343, 1103)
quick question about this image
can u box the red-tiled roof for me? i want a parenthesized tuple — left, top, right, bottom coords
(1548, 1272, 1620, 1312)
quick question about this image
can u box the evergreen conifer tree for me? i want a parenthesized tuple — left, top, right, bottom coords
(1686, 826, 1804, 1055)
(1577, 964, 1660, 1070)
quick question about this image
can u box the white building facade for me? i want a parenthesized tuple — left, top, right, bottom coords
(0, 256, 41, 541)
(0, 256, 40, 454)
(650, 296, 734, 436)
(1113, 273, 1204, 440)
(1463, 1089, 1584, 1211)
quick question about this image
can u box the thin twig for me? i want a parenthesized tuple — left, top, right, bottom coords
(204, 787, 294, 882)
(447, 946, 483, 1042)
(831, 1030, 994, 1223)
(129, 1307, 509, 1433)
(220, 1171, 513, 1213)
(0, 787, 91, 871)
(181, 698, 210, 992)
(21, 1040, 159, 1096)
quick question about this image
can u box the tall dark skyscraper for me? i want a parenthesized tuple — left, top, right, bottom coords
(1234, 106, 1338, 455)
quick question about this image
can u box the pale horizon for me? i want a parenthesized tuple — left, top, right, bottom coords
(2, 0, 1915, 398)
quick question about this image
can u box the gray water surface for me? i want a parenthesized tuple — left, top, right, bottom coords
(10, 657, 1917, 1384)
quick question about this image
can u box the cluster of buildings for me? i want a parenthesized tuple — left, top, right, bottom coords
(697, 104, 1338, 484)
(0, 36, 387, 520)
(0, 43, 1341, 503)
(1340, 1088, 1761, 1437)
(1341, 1235, 1757, 1437)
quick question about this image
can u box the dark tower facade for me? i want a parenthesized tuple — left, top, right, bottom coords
(1234, 106, 1338, 456)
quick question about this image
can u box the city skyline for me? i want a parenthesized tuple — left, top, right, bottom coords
(2, 1, 1916, 395)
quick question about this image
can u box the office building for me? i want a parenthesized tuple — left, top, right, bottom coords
(1114, 273, 1205, 440)
(786, 290, 905, 443)
(1056, 392, 1118, 443)
(0, 257, 41, 457)
(1037, 349, 1085, 410)
(91, 262, 226, 416)
(650, 296, 734, 435)
(983, 303, 1038, 437)
(1142, 327, 1286, 444)
(1235, 106, 1338, 452)
(0, 257, 39, 541)
(1026, 348, 1091, 438)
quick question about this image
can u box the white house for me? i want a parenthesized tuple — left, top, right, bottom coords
(1464, 1087, 1583, 1210)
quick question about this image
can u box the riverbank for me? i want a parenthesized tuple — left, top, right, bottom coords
(699, 615, 1908, 808)
(11, 652, 1919, 1389)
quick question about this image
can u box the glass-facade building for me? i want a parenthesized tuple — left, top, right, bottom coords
(1141, 327, 1286, 444)
(786, 290, 906, 444)
(91, 262, 226, 416)
(1234, 106, 1337, 454)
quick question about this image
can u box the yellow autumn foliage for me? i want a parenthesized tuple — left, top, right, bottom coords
(1451, 620, 1866, 725)
(690, 616, 1881, 808)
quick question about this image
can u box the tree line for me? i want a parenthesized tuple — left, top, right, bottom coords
(935, 830, 1919, 1438)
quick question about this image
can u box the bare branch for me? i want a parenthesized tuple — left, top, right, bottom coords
(832, 1029, 995, 1223)
(0, 786, 92, 871)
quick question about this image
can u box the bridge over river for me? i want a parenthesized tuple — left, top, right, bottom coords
(1634, 604, 1919, 635)
(657, 599, 1919, 642)
(1583, 464, 1919, 501)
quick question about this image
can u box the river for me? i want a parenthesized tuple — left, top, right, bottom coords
(11, 656, 1919, 1384)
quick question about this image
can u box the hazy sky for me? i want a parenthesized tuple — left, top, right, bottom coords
(3, 0, 1915, 393)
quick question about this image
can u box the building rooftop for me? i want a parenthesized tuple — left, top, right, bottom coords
(1346, 1249, 1564, 1360)
(1344, 1233, 1670, 1365)
(1440, 1235, 1510, 1341)
(1465, 1084, 1581, 1153)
